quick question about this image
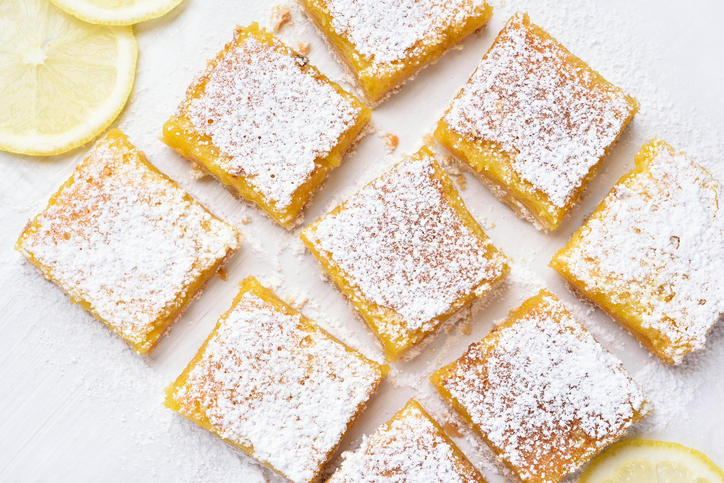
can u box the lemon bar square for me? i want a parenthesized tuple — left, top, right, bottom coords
(551, 139, 724, 365)
(165, 276, 388, 483)
(328, 398, 486, 483)
(435, 13, 638, 231)
(430, 289, 651, 483)
(301, 146, 509, 362)
(16, 129, 241, 355)
(299, 0, 493, 106)
(162, 23, 372, 228)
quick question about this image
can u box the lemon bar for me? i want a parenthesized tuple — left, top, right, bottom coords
(299, 0, 493, 106)
(430, 289, 651, 483)
(165, 276, 388, 483)
(435, 13, 638, 231)
(551, 139, 724, 365)
(16, 129, 241, 355)
(162, 23, 371, 228)
(301, 146, 509, 362)
(328, 399, 486, 483)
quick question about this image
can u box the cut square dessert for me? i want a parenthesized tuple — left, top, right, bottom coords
(300, 146, 509, 362)
(16, 129, 241, 355)
(165, 276, 388, 483)
(430, 289, 651, 483)
(299, 0, 493, 106)
(551, 139, 724, 365)
(328, 398, 486, 483)
(162, 23, 372, 228)
(434, 13, 638, 231)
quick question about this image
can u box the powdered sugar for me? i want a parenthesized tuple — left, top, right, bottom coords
(556, 144, 724, 364)
(308, 154, 507, 342)
(437, 293, 648, 482)
(329, 400, 480, 483)
(173, 290, 383, 483)
(444, 13, 634, 207)
(186, 35, 360, 210)
(325, 0, 484, 65)
(18, 135, 240, 349)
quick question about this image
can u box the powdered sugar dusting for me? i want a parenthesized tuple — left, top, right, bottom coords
(325, 0, 485, 65)
(174, 290, 383, 483)
(557, 144, 724, 364)
(438, 293, 648, 482)
(329, 400, 481, 483)
(186, 35, 360, 210)
(445, 13, 634, 207)
(18, 136, 240, 348)
(309, 154, 507, 343)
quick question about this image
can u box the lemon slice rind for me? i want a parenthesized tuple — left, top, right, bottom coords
(0, 1, 137, 157)
(581, 440, 724, 483)
(49, 0, 184, 26)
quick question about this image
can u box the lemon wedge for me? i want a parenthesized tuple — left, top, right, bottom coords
(49, 0, 184, 25)
(581, 440, 724, 483)
(0, 0, 137, 156)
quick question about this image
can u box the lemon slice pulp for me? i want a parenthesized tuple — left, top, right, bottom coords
(0, 0, 137, 156)
(581, 440, 724, 483)
(50, 0, 184, 25)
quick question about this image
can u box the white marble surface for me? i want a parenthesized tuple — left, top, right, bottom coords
(1, 0, 722, 481)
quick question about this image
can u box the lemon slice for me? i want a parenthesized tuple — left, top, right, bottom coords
(581, 440, 724, 483)
(0, 0, 137, 156)
(49, 0, 184, 25)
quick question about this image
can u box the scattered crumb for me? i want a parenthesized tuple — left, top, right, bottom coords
(461, 322, 473, 335)
(439, 154, 463, 176)
(456, 174, 467, 191)
(284, 293, 309, 310)
(296, 41, 310, 55)
(216, 268, 228, 281)
(189, 163, 208, 180)
(452, 44, 464, 51)
(295, 296, 309, 310)
(241, 214, 252, 225)
(423, 133, 435, 147)
(270, 5, 292, 33)
(443, 421, 464, 438)
(384, 133, 399, 153)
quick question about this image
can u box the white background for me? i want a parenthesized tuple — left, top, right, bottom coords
(1, 0, 722, 481)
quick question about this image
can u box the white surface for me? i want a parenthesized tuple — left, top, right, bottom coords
(1, 0, 723, 481)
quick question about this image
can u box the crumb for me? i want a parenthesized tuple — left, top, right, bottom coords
(439, 154, 462, 176)
(456, 174, 467, 191)
(189, 163, 208, 180)
(295, 296, 309, 310)
(297, 41, 310, 55)
(461, 322, 473, 335)
(270, 5, 291, 33)
(443, 421, 464, 438)
(453, 44, 464, 51)
(384, 133, 399, 153)
(423, 133, 435, 147)
(216, 268, 228, 281)
(241, 214, 252, 225)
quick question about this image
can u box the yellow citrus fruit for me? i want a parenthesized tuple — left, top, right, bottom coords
(49, 0, 185, 25)
(0, 0, 137, 156)
(581, 440, 724, 483)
